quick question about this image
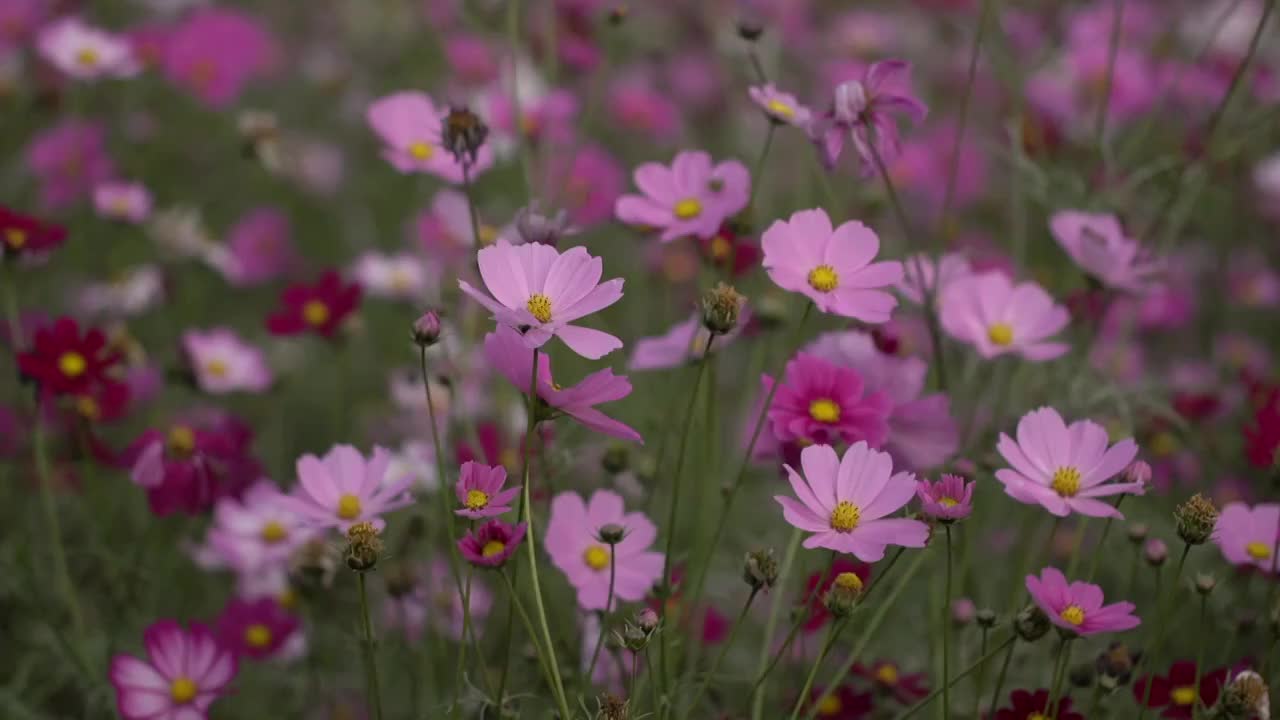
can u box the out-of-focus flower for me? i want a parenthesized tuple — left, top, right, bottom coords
(994, 688, 1084, 720)
(77, 266, 164, 318)
(1214, 502, 1279, 573)
(916, 474, 974, 522)
(895, 253, 972, 307)
(265, 270, 362, 339)
(1133, 660, 1232, 719)
(37, 18, 139, 80)
(453, 461, 519, 519)
(26, 119, 115, 209)
(1245, 391, 1280, 470)
(607, 73, 681, 140)
(629, 311, 747, 372)
(352, 252, 431, 302)
(614, 150, 750, 243)
(280, 444, 413, 530)
(853, 659, 930, 704)
(458, 519, 527, 568)
(214, 207, 296, 286)
(366, 91, 494, 183)
(550, 145, 624, 228)
(17, 317, 122, 398)
(800, 685, 874, 719)
(93, 182, 152, 223)
(126, 413, 262, 516)
(182, 328, 273, 394)
(109, 621, 238, 719)
(748, 83, 813, 127)
(162, 8, 279, 108)
(760, 353, 893, 447)
(383, 558, 492, 642)
(203, 482, 316, 576)
(1026, 567, 1140, 636)
(940, 272, 1070, 361)
(1049, 211, 1161, 292)
(215, 597, 299, 661)
(545, 489, 663, 610)
(0, 0, 48, 54)
(1, 206, 67, 259)
(809, 60, 928, 172)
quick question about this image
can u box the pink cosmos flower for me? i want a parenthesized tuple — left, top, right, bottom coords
(443, 34, 498, 85)
(895, 252, 972, 306)
(1027, 45, 1157, 132)
(761, 353, 893, 447)
(1213, 502, 1279, 573)
(996, 407, 1143, 518)
(550, 144, 624, 228)
(352, 252, 431, 301)
(545, 489, 664, 610)
(916, 474, 974, 522)
(809, 60, 928, 172)
(1049, 211, 1161, 292)
(215, 596, 299, 661)
(366, 91, 494, 183)
(109, 620, 238, 720)
(761, 208, 903, 322)
(281, 444, 413, 530)
(614, 150, 750, 243)
(38, 17, 139, 80)
(608, 74, 681, 140)
(748, 83, 813, 127)
(0, 0, 48, 55)
(217, 207, 297, 286)
(939, 271, 1070, 361)
(1026, 567, 1140, 636)
(484, 326, 641, 442)
(454, 461, 519, 519)
(126, 413, 262, 517)
(458, 519, 527, 568)
(774, 442, 929, 560)
(890, 121, 989, 214)
(629, 312, 745, 371)
(26, 119, 115, 210)
(182, 328, 272, 395)
(93, 181, 152, 223)
(162, 8, 279, 108)
(459, 240, 624, 359)
(486, 87, 578, 146)
(204, 482, 316, 575)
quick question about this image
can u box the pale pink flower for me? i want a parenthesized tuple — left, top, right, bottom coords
(1049, 211, 1161, 292)
(182, 328, 273, 395)
(545, 489, 663, 610)
(629, 312, 745, 371)
(366, 91, 494, 183)
(204, 482, 317, 575)
(109, 621, 238, 720)
(939, 271, 1070, 361)
(1213, 502, 1280, 573)
(895, 252, 972, 306)
(93, 181, 152, 223)
(281, 444, 413, 530)
(454, 461, 519, 519)
(614, 150, 750, 243)
(352, 252, 431, 301)
(38, 17, 138, 80)
(748, 83, 813, 127)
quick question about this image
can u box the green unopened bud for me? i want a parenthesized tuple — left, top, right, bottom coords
(1174, 493, 1218, 545)
(1194, 573, 1217, 595)
(597, 524, 627, 545)
(822, 572, 864, 618)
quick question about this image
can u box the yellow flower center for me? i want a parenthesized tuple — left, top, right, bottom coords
(1247, 541, 1272, 560)
(875, 664, 899, 685)
(766, 99, 795, 118)
(5, 228, 27, 248)
(834, 572, 863, 592)
(302, 300, 330, 327)
(409, 141, 434, 160)
(167, 425, 196, 455)
(583, 544, 611, 571)
(829, 501, 861, 532)
(244, 623, 272, 648)
(526, 293, 553, 323)
(205, 359, 229, 378)
(1051, 466, 1082, 497)
(75, 395, 100, 420)
(987, 322, 1014, 346)
(807, 265, 839, 292)
(709, 234, 732, 261)
(76, 47, 99, 67)
(277, 589, 298, 609)
(1028, 715, 1049, 720)
(169, 677, 198, 704)
(1059, 604, 1086, 626)
(336, 493, 362, 520)
(939, 497, 959, 508)
(465, 489, 490, 511)
(673, 198, 702, 219)
(477, 224, 499, 246)
(817, 694, 842, 715)
(58, 352, 87, 378)
(482, 540, 506, 558)
(809, 398, 841, 423)
(1170, 686, 1197, 706)
(260, 521, 287, 544)
(389, 268, 412, 291)
(1150, 431, 1178, 457)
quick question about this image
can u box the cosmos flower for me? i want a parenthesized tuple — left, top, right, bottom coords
(761, 208, 902, 323)
(217, 207, 297, 286)
(281, 444, 413, 530)
(458, 519, 527, 568)
(25, 119, 115, 209)
(453, 461, 519, 519)
(995, 407, 1142, 518)
(801, 685, 874, 719)
(366, 91, 494, 183)
(1213, 502, 1279, 573)
(614, 150, 751, 242)
(93, 182, 153, 223)
(109, 620, 238, 720)
(37, 17, 139, 80)
(161, 8, 279, 108)
(774, 442, 929, 561)
(549, 144, 625, 228)
(1133, 661, 1233, 720)
(939, 271, 1070, 361)
(629, 312, 745, 371)
(182, 328, 273, 394)
(915, 474, 974, 522)
(204, 482, 316, 574)
(545, 489, 664, 610)
(17, 317, 122, 398)
(126, 413, 263, 517)
(352, 252, 431, 301)
(748, 83, 813, 127)
(1049, 210, 1161, 292)
(215, 596, 299, 661)
(895, 253, 972, 306)
(994, 688, 1084, 720)
(459, 240, 624, 359)
(760, 353, 894, 447)
(1026, 567, 1140, 636)
(265, 270, 362, 339)
(809, 60, 928, 172)
(801, 558, 872, 634)
(853, 659, 930, 704)
(0, 206, 67, 259)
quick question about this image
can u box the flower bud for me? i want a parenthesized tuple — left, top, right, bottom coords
(599, 693, 630, 720)
(1095, 642, 1140, 690)
(1126, 522, 1150, 544)
(976, 609, 997, 629)
(1194, 573, 1217, 595)
(1015, 604, 1051, 642)
(1122, 460, 1152, 487)
(515, 205, 574, 247)
(701, 282, 745, 336)
(743, 548, 779, 591)
(602, 445, 629, 475)
(1216, 670, 1269, 719)
(952, 597, 976, 626)
(620, 622, 648, 652)
(597, 523, 627, 545)
(1174, 493, 1218, 545)
(636, 608, 660, 635)
(822, 572, 864, 618)
(441, 107, 489, 167)
(1144, 538, 1168, 567)
(1069, 662, 1096, 688)
(411, 310, 442, 347)
(345, 521, 383, 572)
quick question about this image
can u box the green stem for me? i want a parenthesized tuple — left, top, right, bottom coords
(937, 0, 997, 234)
(682, 588, 760, 717)
(987, 636, 1017, 714)
(584, 552, 618, 686)
(646, 648, 661, 717)
(34, 414, 85, 638)
(970, 626, 992, 719)
(356, 572, 384, 720)
(749, 551, 841, 697)
(1093, 0, 1126, 155)
(1192, 593, 1208, 719)
(787, 619, 848, 720)
(749, 528, 803, 720)
(1065, 518, 1090, 579)
(895, 635, 1016, 720)
(1085, 496, 1127, 582)
(1137, 543, 1192, 720)
(498, 571, 556, 691)
(1085, 682, 1105, 718)
(461, 163, 484, 247)
(1046, 638, 1074, 719)
(942, 527, 954, 720)
(748, 123, 776, 209)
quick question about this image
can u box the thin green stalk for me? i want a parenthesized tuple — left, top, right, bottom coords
(787, 619, 849, 720)
(1137, 542, 1192, 720)
(987, 636, 1017, 714)
(1093, 0, 1126, 155)
(1065, 518, 1090, 579)
(584, 552, 618, 686)
(1192, 593, 1208, 719)
(461, 163, 484, 248)
(896, 635, 1016, 720)
(937, 0, 997, 234)
(746, 45, 767, 84)
(749, 551, 840, 697)
(750, 528, 803, 720)
(646, 648, 661, 717)
(682, 588, 760, 716)
(942, 526, 954, 720)
(969, 626, 992, 719)
(1085, 496, 1127, 582)
(748, 123, 776, 209)
(1046, 638, 1074, 719)
(1085, 682, 1105, 718)
(498, 571, 556, 691)
(356, 572, 384, 720)
(34, 415, 85, 638)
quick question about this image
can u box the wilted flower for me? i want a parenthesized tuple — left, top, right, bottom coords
(345, 521, 383, 571)
(1015, 604, 1051, 642)
(1095, 642, 1141, 690)
(514, 205, 575, 246)
(700, 282, 745, 335)
(743, 548, 778, 591)
(441, 106, 490, 167)
(1175, 494, 1219, 545)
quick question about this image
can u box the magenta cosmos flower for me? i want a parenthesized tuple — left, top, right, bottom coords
(454, 461, 519, 519)
(458, 519, 527, 568)
(916, 474, 974, 522)
(459, 240, 624, 359)
(1026, 567, 1140, 636)
(996, 407, 1142, 518)
(217, 207, 297, 286)
(809, 60, 928, 172)
(161, 8, 279, 108)
(774, 442, 929, 560)
(26, 119, 115, 210)
(215, 596, 299, 661)
(366, 91, 494, 183)
(614, 150, 750, 242)
(94, 181, 152, 223)
(545, 489, 664, 610)
(761, 208, 902, 323)
(761, 353, 893, 447)
(1214, 502, 1279, 573)
(1049, 210, 1162, 293)
(182, 328, 272, 395)
(748, 83, 813, 127)
(484, 326, 641, 443)
(38, 17, 139, 80)
(110, 620, 238, 720)
(281, 444, 413, 530)
(940, 271, 1070, 361)
(265, 270, 362, 339)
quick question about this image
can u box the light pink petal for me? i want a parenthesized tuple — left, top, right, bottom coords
(853, 518, 929, 548)
(859, 472, 918, 521)
(1080, 439, 1138, 488)
(824, 220, 880, 271)
(477, 242, 529, 309)
(542, 248, 600, 308)
(799, 444, 841, 509)
(586, 490, 626, 526)
(1066, 497, 1126, 518)
(784, 464, 829, 516)
(556, 278, 625, 323)
(144, 621, 187, 679)
(776, 495, 832, 532)
(556, 325, 623, 360)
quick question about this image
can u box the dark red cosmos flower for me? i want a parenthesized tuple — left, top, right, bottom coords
(698, 223, 760, 277)
(265, 270, 361, 338)
(1244, 391, 1280, 469)
(123, 413, 261, 516)
(17, 317, 122, 397)
(995, 688, 1083, 720)
(803, 685, 874, 719)
(215, 596, 300, 660)
(1133, 660, 1231, 719)
(0, 206, 67, 258)
(803, 558, 872, 633)
(853, 659, 929, 705)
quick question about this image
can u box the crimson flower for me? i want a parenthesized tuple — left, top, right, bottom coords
(853, 659, 929, 705)
(266, 270, 361, 338)
(1, 206, 67, 258)
(17, 317, 122, 397)
(994, 688, 1083, 720)
(697, 223, 760, 278)
(803, 685, 874, 719)
(1245, 390, 1280, 469)
(1133, 660, 1232, 719)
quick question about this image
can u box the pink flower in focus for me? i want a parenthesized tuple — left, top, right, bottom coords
(916, 474, 974, 522)
(748, 83, 813, 127)
(218, 208, 297, 286)
(761, 208, 903, 322)
(483, 326, 642, 443)
(761, 353, 893, 447)
(37, 17, 139, 80)
(459, 240, 624, 359)
(93, 181, 152, 223)
(1213, 502, 1279, 573)
(809, 60, 928, 172)
(614, 150, 750, 242)
(939, 271, 1070, 361)
(458, 519, 527, 568)
(162, 8, 279, 108)
(109, 620, 238, 720)
(545, 489, 664, 610)
(182, 328, 272, 395)
(26, 119, 115, 209)
(995, 407, 1143, 518)
(366, 91, 494, 183)
(215, 596, 299, 661)
(281, 444, 413, 530)
(1026, 567, 1140, 636)
(454, 461, 519, 519)
(774, 442, 929, 561)
(1049, 211, 1161, 292)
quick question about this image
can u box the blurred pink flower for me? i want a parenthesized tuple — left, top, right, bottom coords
(126, 413, 262, 517)
(895, 252, 972, 307)
(0, 0, 48, 54)
(413, 189, 480, 258)
(1226, 249, 1280, 307)
(215, 596, 299, 661)
(1027, 45, 1157, 131)
(1026, 567, 1140, 636)
(37, 17, 139, 80)
(1049, 211, 1161, 292)
(182, 328, 272, 395)
(549, 144, 624, 228)
(281, 444, 413, 530)
(352, 252, 431, 301)
(615, 150, 750, 243)
(774, 442, 929, 560)
(204, 482, 316, 576)
(93, 181, 152, 223)
(110, 621, 238, 720)
(265, 270, 362, 339)
(366, 91, 494, 183)
(443, 34, 498, 85)
(629, 312, 746, 371)
(459, 240, 624, 359)
(384, 557, 493, 642)
(761, 353, 894, 447)
(996, 407, 1143, 518)
(940, 271, 1070, 360)
(219, 207, 297, 286)
(458, 519, 526, 568)
(607, 73, 681, 139)
(487, 88, 578, 146)
(1214, 502, 1279, 573)
(748, 83, 813, 127)
(545, 489, 663, 610)
(761, 208, 902, 322)
(890, 121, 989, 214)
(454, 461, 519, 520)
(162, 8, 279, 108)
(809, 60, 928, 172)
(26, 119, 116, 209)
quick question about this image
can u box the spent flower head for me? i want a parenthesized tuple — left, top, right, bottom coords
(1175, 493, 1219, 545)
(701, 283, 745, 335)
(743, 548, 778, 591)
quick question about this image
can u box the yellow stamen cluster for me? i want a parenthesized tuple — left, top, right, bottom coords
(816, 694, 842, 716)
(170, 677, 198, 703)
(302, 300, 330, 327)
(409, 141, 434, 160)
(809, 398, 841, 423)
(1170, 686, 1197, 706)
(244, 623, 272, 648)
(336, 493, 362, 520)
(829, 501, 861, 532)
(987, 322, 1014, 346)
(260, 521, 287, 544)
(673, 198, 702, 219)
(481, 540, 506, 558)
(59, 352, 88, 378)
(526, 294, 553, 323)
(583, 544, 611, 571)
(205, 359, 229, 378)
(1059, 604, 1086, 626)
(465, 489, 490, 511)
(807, 265, 839, 292)
(1051, 467, 1082, 497)
(875, 665, 899, 685)
(1246, 541, 1272, 561)
(168, 426, 197, 456)
(766, 99, 795, 119)
(5, 228, 27, 249)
